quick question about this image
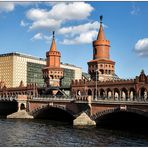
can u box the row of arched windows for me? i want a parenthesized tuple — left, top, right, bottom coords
(74, 87, 148, 101)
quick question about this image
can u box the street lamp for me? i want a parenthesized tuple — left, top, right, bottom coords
(95, 69, 98, 100)
(33, 74, 37, 97)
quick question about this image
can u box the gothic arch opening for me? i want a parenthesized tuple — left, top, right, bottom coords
(130, 88, 136, 101)
(140, 87, 147, 100)
(94, 89, 98, 100)
(77, 90, 81, 96)
(107, 88, 112, 99)
(88, 89, 92, 96)
(114, 88, 120, 100)
(121, 88, 128, 101)
(100, 89, 105, 99)
(20, 103, 25, 110)
(100, 69, 104, 75)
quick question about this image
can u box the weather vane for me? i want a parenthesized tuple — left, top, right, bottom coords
(100, 15, 103, 23)
(53, 31, 55, 39)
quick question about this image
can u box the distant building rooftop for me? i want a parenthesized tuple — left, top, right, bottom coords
(0, 52, 81, 69)
(61, 63, 81, 69)
(0, 52, 46, 61)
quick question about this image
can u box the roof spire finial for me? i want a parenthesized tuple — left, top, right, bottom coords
(100, 15, 103, 24)
(97, 15, 106, 40)
(49, 31, 56, 51)
(53, 31, 55, 39)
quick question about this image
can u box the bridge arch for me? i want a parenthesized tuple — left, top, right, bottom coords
(92, 107, 148, 120)
(91, 107, 148, 127)
(31, 104, 75, 122)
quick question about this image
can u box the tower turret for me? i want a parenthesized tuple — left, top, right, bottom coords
(88, 16, 115, 81)
(42, 31, 63, 87)
(93, 15, 110, 60)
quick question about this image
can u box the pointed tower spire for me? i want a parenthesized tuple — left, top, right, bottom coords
(97, 15, 106, 40)
(88, 15, 115, 82)
(50, 31, 56, 51)
(43, 30, 63, 87)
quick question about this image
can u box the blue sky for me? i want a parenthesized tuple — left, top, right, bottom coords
(0, 2, 148, 79)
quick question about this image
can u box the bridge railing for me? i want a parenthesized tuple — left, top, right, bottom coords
(75, 95, 148, 104)
(91, 99, 148, 104)
(31, 96, 75, 101)
(0, 97, 17, 101)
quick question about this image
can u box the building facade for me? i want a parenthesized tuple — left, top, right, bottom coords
(71, 70, 148, 101)
(0, 53, 82, 88)
(0, 52, 45, 87)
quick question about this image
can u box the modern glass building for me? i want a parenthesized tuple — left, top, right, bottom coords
(0, 52, 82, 88)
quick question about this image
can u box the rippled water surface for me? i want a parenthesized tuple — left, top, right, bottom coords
(0, 119, 148, 147)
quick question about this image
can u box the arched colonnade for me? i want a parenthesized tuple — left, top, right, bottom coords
(73, 87, 148, 101)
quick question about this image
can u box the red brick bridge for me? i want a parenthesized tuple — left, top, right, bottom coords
(23, 96, 148, 125)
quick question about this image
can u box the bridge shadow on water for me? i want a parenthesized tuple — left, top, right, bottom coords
(33, 107, 74, 124)
(96, 111, 148, 135)
(0, 101, 18, 118)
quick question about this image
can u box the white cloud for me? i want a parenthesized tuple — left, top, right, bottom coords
(59, 21, 108, 45)
(26, 2, 93, 31)
(61, 30, 98, 45)
(31, 33, 52, 42)
(130, 3, 140, 15)
(0, 2, 15, 12)
(29, 19, 61, 31)
(134, 38, 148, 56)
(58, 21, 99, 36)
(26, 8, 49, 21)
(31, 33, 43, 40)
(0, 2, 34, 13)
(0, 2, 96, 45)
(49, 2, 94, 21)
(23, 2, 95, 44)
(20, 20, 29, 27)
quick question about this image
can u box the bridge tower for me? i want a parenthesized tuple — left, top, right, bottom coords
(42, 31, 63, 87)
(88, 16, 115, 81)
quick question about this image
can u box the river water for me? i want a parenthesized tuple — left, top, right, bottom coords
(0, 119, 148, 147)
